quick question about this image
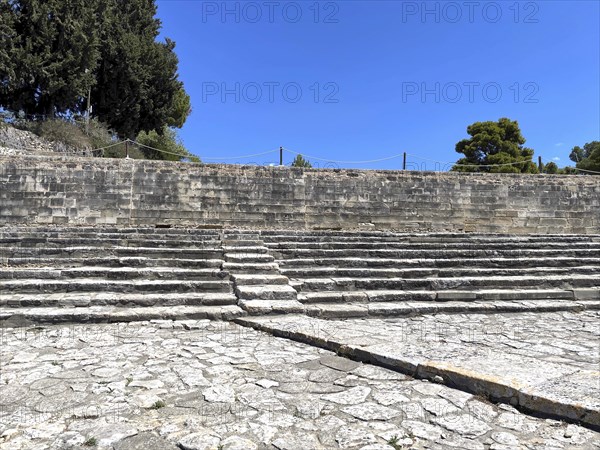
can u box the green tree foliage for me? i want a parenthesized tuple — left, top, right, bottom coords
(0, 0, 190, 144)
(291, 154, 313, 168)
(92, 0, 184, 138)
(559, 166, 579, 175)
(542, 161, 559, 174)
(0, 1, 17, 94)
(167, 88, 192, 129)
(452, 118, 538, 174)
(0, 0, 99, 116)
(135, 126, 200, 162)
(569, 141, 600, 174)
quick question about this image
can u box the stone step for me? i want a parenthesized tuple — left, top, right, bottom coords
(1, 246, 223, 259)
(225, 253, 275, 263)
(296, 275, 600, 292)
(259, 232, 600, 243)
(0, 237, 221, 248)
(5, 228, 598, 242)
(222, 262, 280, 273)
(277, 256, 600, 269)
(222, 245, 269, 254)
(0, 304, 245, 325)
(235, 284, 298, 300)
(0, 279, 232, 294)
(298, 288, 598, 304)
(0, 267, 228, 281)
(1, 257, 224, 268)
(273, 248, 600, 259)
(238, 299, 306, 315)
(0, 231, 221, 241)
(222, 239, 264, 247)
(222, 232, 261, 241)
(0, 227, 221, 236)
(280, 266, 600, 279)
(266, 240, 600, 250)
(303, 299, 600, 318)
(230, 274, 289, 286)
(0, 292, 238, 308)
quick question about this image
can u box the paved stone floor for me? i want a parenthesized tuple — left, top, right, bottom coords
(240, 311, 600, 430)
(1, 320, 599, 449)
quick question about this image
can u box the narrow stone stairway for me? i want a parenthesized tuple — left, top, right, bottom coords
(222, 230, 305, 315)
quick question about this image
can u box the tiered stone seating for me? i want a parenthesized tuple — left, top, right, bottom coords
(263, 231, 600, 318)
(2, 227, 599, 323)
(0, 227, 244, 324)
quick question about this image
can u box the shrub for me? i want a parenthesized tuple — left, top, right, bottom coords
(135, 126, 200, 162)
(21, 119, 92, 151)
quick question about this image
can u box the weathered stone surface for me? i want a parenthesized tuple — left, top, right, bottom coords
(203, 385, 235, 403)
(322, 386, 371, 405)
(178, 432, 221, 450)
(240, 311, 600, 429)
(1, 156, 599, 233)
(341, 402, 403, 420)
(1, 318, 599, 449)
(0, 300, 600, 450)
(114, 432, 180, 450)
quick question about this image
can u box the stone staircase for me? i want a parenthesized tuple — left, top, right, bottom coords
(223, 231, 305, 315)
(1, 227, 599, 324)
(0, 227, 244, 324)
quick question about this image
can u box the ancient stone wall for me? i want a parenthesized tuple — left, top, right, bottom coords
(1, 155, 598, 233)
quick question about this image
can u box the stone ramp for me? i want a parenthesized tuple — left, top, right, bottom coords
(236, 311, 600, 430)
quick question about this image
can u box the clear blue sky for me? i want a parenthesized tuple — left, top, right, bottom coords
(156, 0, 600, 170)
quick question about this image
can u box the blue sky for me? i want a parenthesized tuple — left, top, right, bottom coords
(156, 1, 600, 169)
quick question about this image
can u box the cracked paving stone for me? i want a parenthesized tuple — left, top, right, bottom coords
(113, 432, 180, 450)
(202, 385, 235, 403)
(220, 435, 258, 450)
(309, 367, 347, 383)
(341, 402, 403, 421)
(372, 389, 410, 406)
(432, 413, 492, 438)
(401, 420, 445, 440)
(0, 319, 598, 450)
(178, 431, 221, 450)
(320, 355, 362, 372)
(322, 386, 371, 405)
(272, 434, 324, 450)
(335, 426, 378, 448)
(421, 397, 461, 416)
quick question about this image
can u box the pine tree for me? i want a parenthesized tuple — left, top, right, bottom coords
(92, 0, 185, 138)
(0, 0, 190, 142)
(0, 0, 99, 116)
(0, 1, 17, 100)
(570, 142, 600, 174)
(291, 154, 313, 168)
(452, 118, 538, 174)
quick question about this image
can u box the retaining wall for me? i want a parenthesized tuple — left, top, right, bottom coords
(1, 155, 599, 234)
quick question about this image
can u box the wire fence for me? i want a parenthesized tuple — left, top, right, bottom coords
(2, 138, 599, 175)
(1, 109, 597, 174)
